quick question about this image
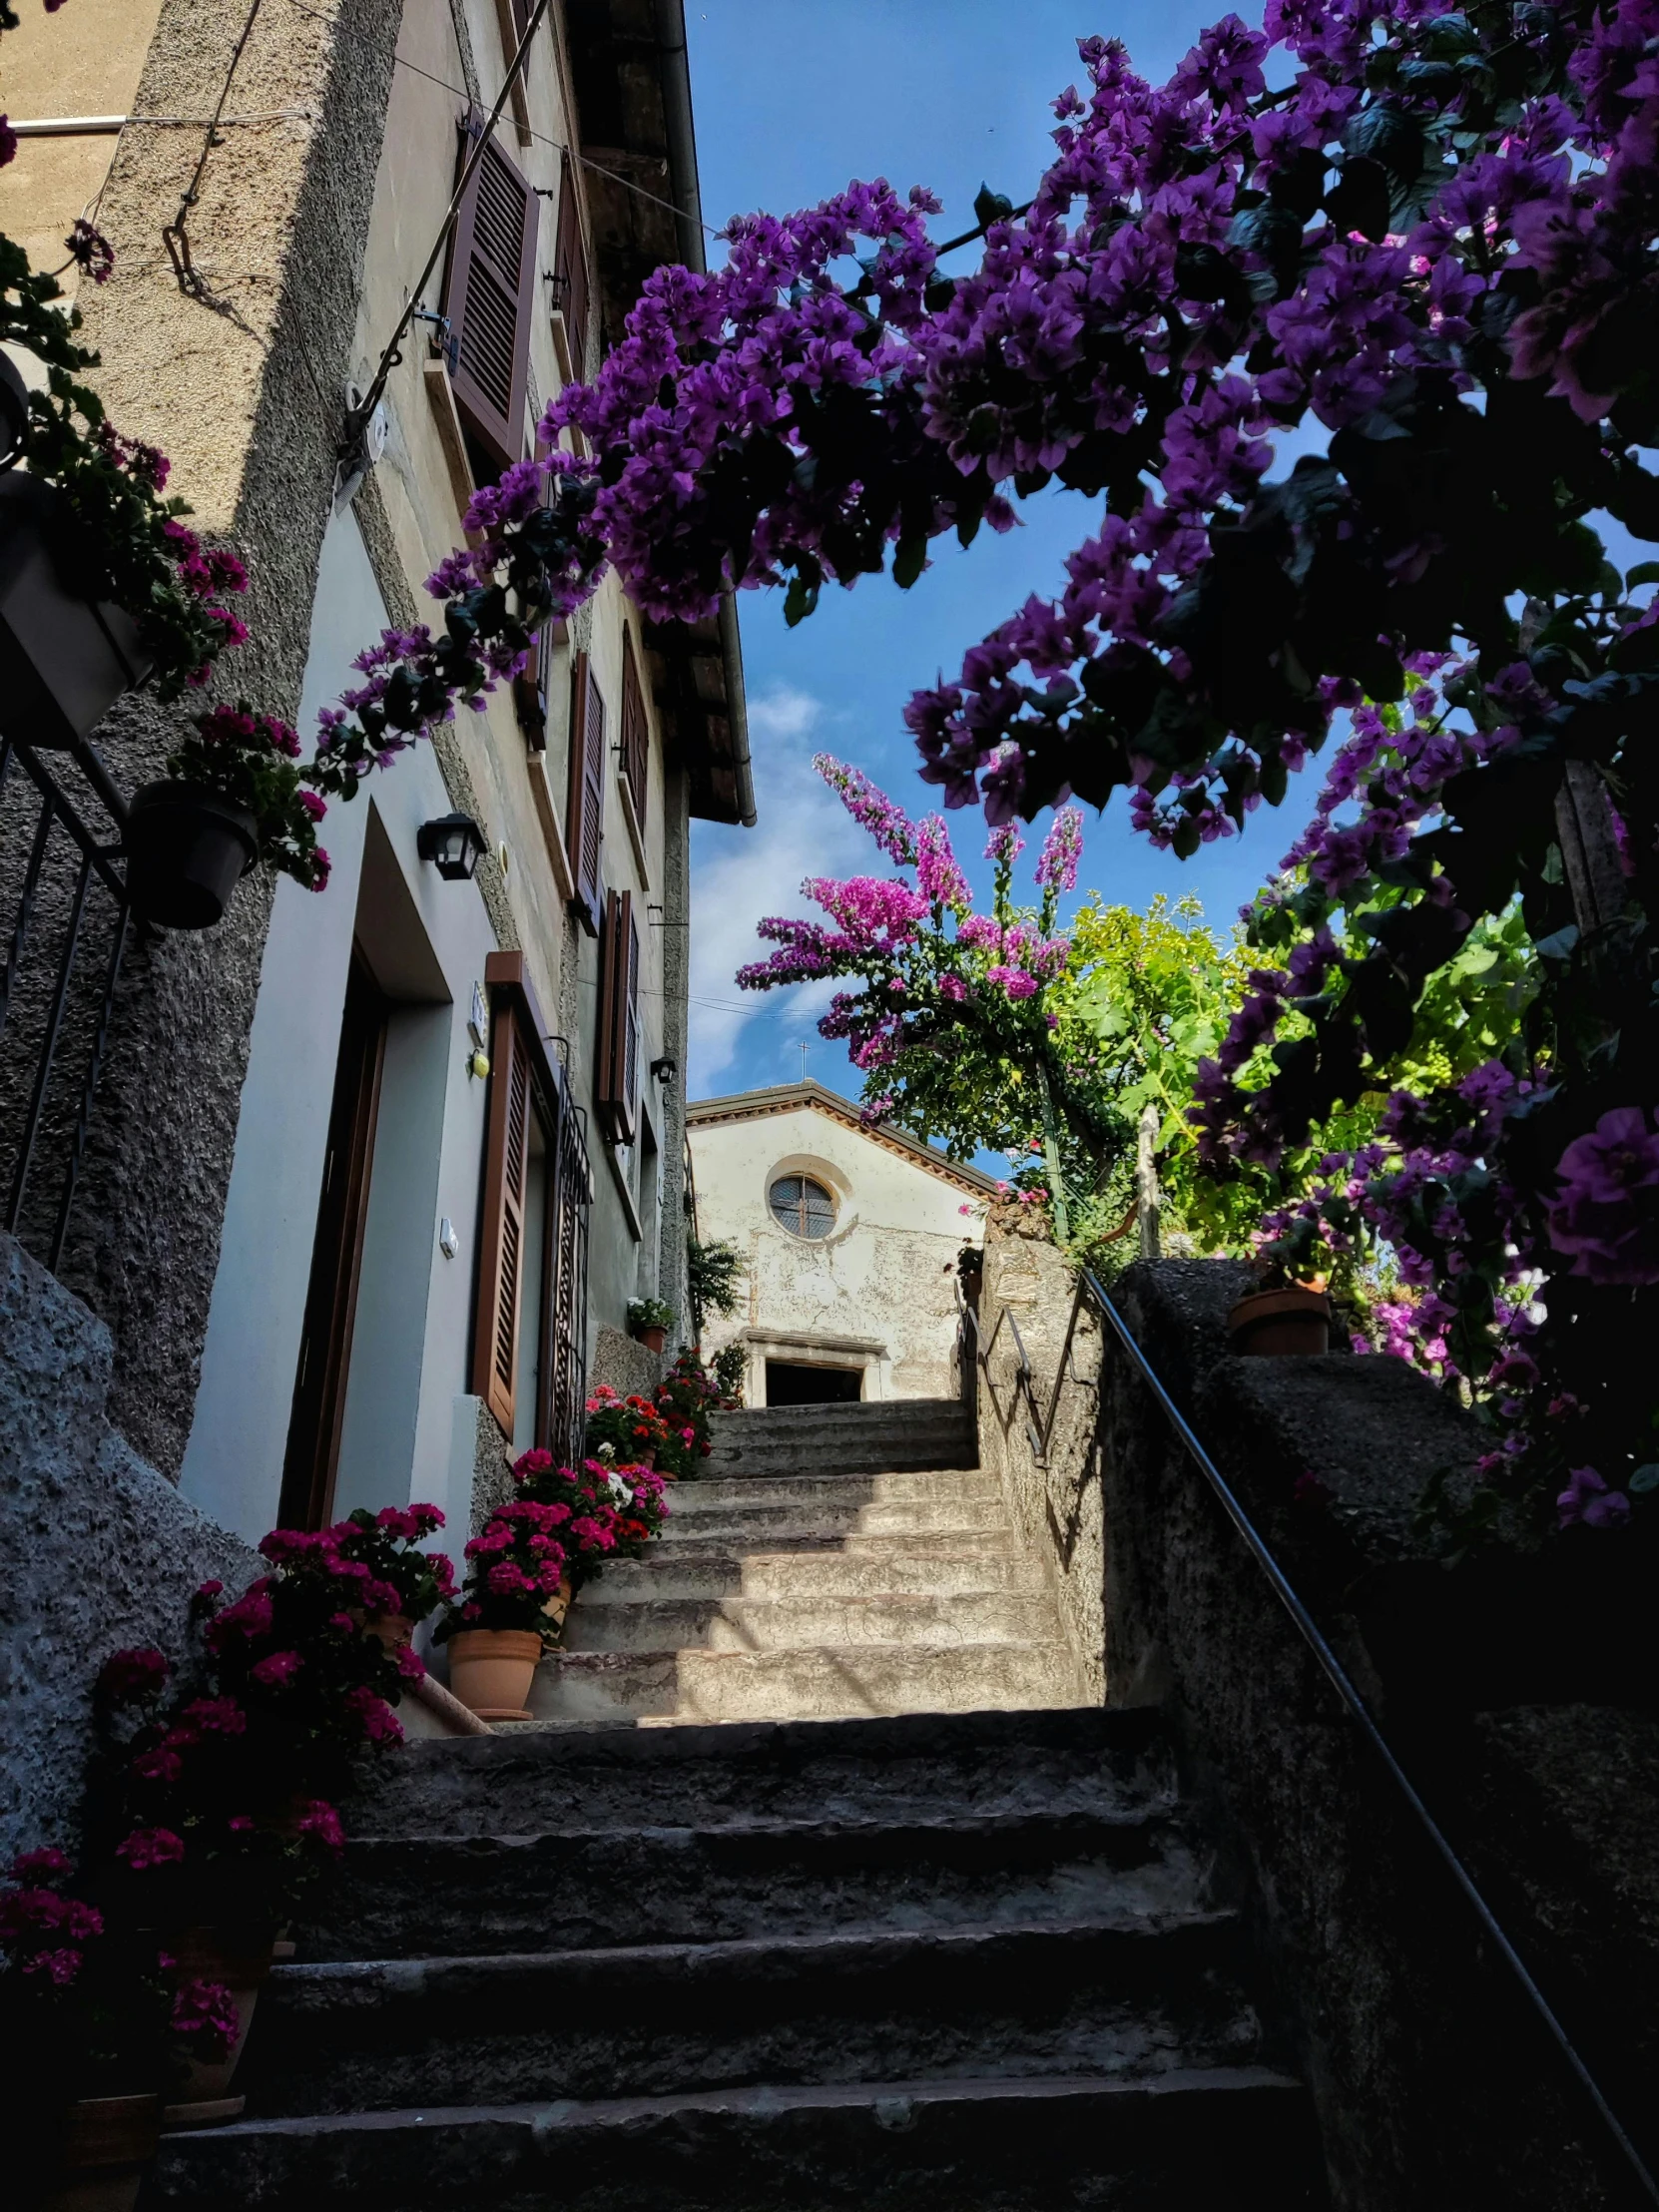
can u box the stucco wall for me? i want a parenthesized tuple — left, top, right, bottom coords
(687, 1098, 985, 1401)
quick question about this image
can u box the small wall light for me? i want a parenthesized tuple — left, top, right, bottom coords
(416, 812, 487, 881)
(650, 1055, 678, 1087)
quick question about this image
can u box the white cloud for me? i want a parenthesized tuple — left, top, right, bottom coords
(689, 686, 867, 1095)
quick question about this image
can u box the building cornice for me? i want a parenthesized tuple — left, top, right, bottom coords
(686, 1083, 999, 1199)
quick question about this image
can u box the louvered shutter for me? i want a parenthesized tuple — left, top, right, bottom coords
(596, 888, 639, 1146)
(473, 1000, 533, 1435)
(553, 157, 591, 377)
(514, 622, 549, 749)
(620, 630, 649, 832)
(564, 650, 604, 933)
(443, 121, 539, 470)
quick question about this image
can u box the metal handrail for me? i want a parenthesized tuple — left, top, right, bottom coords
(1036, 1261, 1659, 2207)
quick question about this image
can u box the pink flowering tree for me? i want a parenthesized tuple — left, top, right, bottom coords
(738, 757, 1138, 1239)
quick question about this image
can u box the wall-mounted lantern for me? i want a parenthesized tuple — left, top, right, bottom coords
(416, 811, 487, 881)
(650, 1055, 678, 1088)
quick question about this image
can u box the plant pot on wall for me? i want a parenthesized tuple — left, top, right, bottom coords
(44, 2093, 161, 2212)
(124, 782, 257, 930)
(446, 1629, 541, 1722)
(1226, 1285, 1332, 1358)
(0, 473, 150, 750)
(638, 1326, 666, 1356)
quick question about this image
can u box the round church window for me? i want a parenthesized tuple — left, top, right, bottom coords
(769, 1173, 836, 1240)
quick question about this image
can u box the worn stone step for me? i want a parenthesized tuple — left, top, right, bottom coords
(303, 1805, 1197, 1961)
(656, 1496, 1007, 1544)
(248, 1913, 1262, 2116)
(708, 1399, 978, 1481)
(640, 1527, 1021, 1563)
(156, 2067, 1326, 2211)
(342, 1708, 1177, 1843)
(670, 1468, 1002, 1511)
(564, 1591, 1061, 1655)
(523, 1640, 1092, 1726)
(587, 1548, 1049, 1603)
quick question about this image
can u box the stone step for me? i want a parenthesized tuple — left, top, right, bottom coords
(303, 1805, 1197, 1960)
(708, 1399, 978, 1480)
(564, 1590, 1060, 1654)
(248, 1913, 1262, 2116)
(670, 1468, 1002, 1511)
(341, 1708, 1176, 1843)
(523, 1640, 1091, 1727)
(655, 1496, 1006, 1544)
(156, 2067, 1326, 2211)
(639, 1527, 1021, 1563)
(586, 1548, 1049, 1603)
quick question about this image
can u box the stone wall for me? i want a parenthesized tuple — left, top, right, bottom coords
(0, 1233, 262, 1863)
(976, 1210, 1104, 1702)
(974, 1228, 1659, 2209)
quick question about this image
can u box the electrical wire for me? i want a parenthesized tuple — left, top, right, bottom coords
(163, 0, 269, 296)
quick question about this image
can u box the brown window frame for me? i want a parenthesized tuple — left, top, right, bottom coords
(440, 115, 539, 473)
(551, 155, 591, 378)
(620, 628, 649, 835)
(595, 886, 640, 1146)
(564, 649, 605, 933)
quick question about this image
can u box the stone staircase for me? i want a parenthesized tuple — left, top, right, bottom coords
(528, 1406, 1087, 1725)
(155, 1399, 1331, 2208)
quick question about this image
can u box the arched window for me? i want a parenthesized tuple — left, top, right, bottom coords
(769, 1173, 836, 1240)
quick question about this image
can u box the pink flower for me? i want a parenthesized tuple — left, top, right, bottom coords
(294, 1800, 346, 1855)
(251, 1649, 303, 1687)
(97, 1647, 170, 1705)
(344, 1687, 403, 1745)
(1546, 1108, 1659, 1286)
(1556, 1466, 1631, 1531)
(116, 1827, 185, 1871)
(170, 1977, 240, 2054)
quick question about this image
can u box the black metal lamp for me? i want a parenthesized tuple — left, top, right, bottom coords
(416, 812, 487, 881)
(650, 1055, 678, 1087)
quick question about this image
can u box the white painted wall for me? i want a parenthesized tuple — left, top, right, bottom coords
(688, 1099, 987, 1402)
(180, 507, 498, 1544)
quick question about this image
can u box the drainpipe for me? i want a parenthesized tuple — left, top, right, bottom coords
(654, 0, 756, 830)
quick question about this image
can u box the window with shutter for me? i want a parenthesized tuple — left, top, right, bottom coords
(552, 157, 591, 378)
(620, 630, 649, 833)
(473, 999, 533, 1435)
(442, 121, 539, 471)
(564, 650, 604, 932)
(514, 621, 549, 750)
(595, 887, 640, 1146)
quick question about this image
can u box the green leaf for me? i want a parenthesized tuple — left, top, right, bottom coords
(1630, 1465, 1659, 1495)
(1626, 561, 1659, 589)
(973, 184, 1014, 232)
(892, 534, 928, 590)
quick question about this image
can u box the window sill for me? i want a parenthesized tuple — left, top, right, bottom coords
(616, 771, 650, 891)
(525, 754, 578, 904)
(423, 358, 475, 521)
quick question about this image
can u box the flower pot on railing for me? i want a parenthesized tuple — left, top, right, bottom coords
(445, 1629, 541, 1722)
(44, 2092, 161, 2212)
(159, 1926, 276, 2130)
(0, 473, 151, 750)
(124, 782, 257, 930)
(1226, 1285, 1331, 1357)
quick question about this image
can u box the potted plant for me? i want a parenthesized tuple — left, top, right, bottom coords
(0, 471, 151, 750)
(1227, 1231, 1332, 1357)
(434, 1501, 571, 1720)
(0, 1846, 236, 2203)
(510, 1447, 670, 1594)
(583, 1385, 671, 1470)
(126, 702, 330, 929)
(625, 1297, 675, 1357)
(652, 1350, 722, 1478)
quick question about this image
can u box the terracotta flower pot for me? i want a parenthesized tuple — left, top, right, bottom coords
(124, 781, 258, 930)
(635, 1325, 667, 1356)
(0, 474, 151, 752)
(446, 1628, 541, 1721)
(45, 2093, 161, 2212)
(161, 1926, 276, 2129)
(364, 1612, 414, 1650)
(1227, 1285, 1332, 1358)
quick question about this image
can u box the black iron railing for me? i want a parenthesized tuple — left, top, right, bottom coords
(0, 730, 132, 1274)
(974, 1261, 1659, 2208)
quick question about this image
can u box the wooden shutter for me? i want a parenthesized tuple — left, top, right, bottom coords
(596, 888, 639, 1145)
(473, 999, 533, 1435)
(564, 649, 604, 933)
(442, 121, 539, 470)
(620, 630, 649, 833)
(553, 156, 591, 376)
(514, 622, 549, 750)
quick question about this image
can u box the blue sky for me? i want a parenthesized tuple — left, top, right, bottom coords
(683, 1, 1315, 1104)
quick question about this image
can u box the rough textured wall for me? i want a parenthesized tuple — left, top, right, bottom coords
(590, 1324, 665, 1403)
(0, 1234, 261, 1864)
(44, 0, 404, 1475)
(976, 1210, 1104, 1700)
(1097, 1258, 1652, 2211)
